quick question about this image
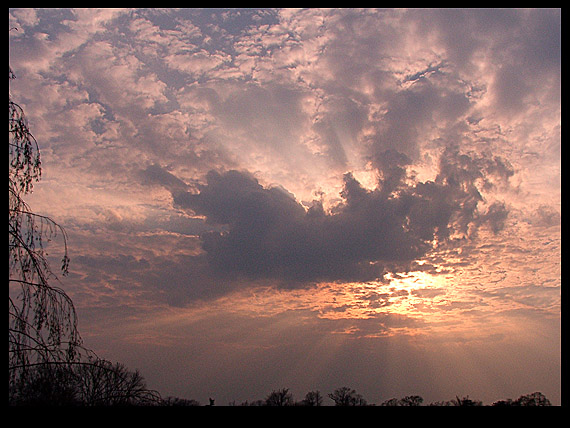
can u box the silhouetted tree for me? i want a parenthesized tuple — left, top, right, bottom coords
(380, 397, 402, 406)
(9, 65, 161, 406)
(9, 66, 79, 402)
(492, 399, 516, 406)
(163, 396, 201, 406)
(246, 400, 266, 406)
(328, 386, 367, 406)
(9, 359, 161, 406)
(428, 400, 454, 406)
(451, 395, 482, 406)
(74, 360, 161, 406)
(380, 395, 423, 406)
(265, 388, 294, 406)
(401, 395, 423, 406)
(515, 392, 551, 406)
(492, 392, 551, 406)
(10, 362, 81, 406)
(301, 390, 323, 406)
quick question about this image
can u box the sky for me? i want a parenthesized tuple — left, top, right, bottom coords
(9, 8, 561, 405)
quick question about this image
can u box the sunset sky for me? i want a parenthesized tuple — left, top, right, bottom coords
(9, 8, 561, 405)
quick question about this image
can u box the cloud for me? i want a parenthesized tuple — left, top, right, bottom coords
(8, 9, 560, 406)
(531, 205, 561, 228)
(139, 163, 189, 194)
(9, 8, 557, 307)
(477, 201, 509, 234)
(162, 155, 513, 295)
(409, 8, 560, 119)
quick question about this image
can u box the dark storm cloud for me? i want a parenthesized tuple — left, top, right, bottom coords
(140, 163, 189, 194)
(166, 154, 512, 291)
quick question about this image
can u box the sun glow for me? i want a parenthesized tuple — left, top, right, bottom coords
(198, 265, 457, 332)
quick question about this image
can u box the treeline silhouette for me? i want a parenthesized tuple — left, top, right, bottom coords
(194, 387, 553, 407)
(11, 372, 554, 406)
